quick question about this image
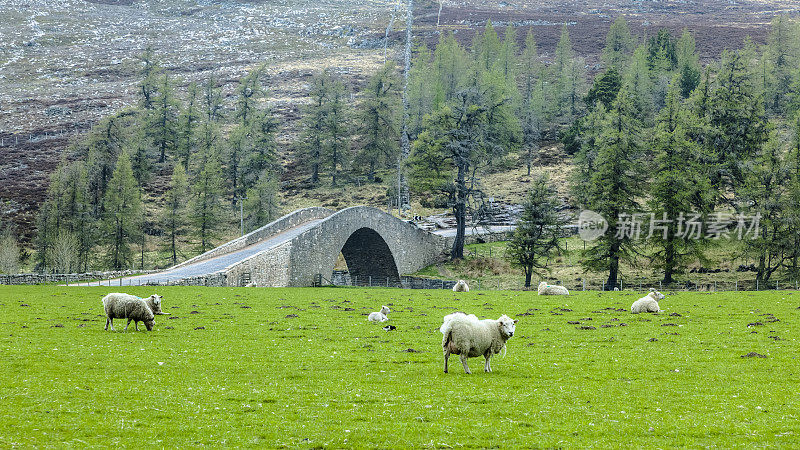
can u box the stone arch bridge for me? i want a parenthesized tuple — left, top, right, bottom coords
(108, 206, 453, 287)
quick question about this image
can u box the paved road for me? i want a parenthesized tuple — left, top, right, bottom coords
(73, 222, 515, 287)
(432, 225, 514, 237)
(72, 219, 325, 286)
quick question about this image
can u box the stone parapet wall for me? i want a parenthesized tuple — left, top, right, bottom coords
(169, 207, 333, 271)
(0, 270, 159, 285)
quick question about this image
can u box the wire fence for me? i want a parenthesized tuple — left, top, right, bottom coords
(3, 271, 799, 292)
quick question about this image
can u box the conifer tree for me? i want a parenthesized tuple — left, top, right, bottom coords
(581, 88, 644, 289)
(176, 82, 200, 172)
(649, 81, 713, 283)
(298, 73, 329, 185)
(519, 30, 546, 174)
(506, 174, 565, 287)
(354, 63, 400, 182)
(147, 73, 179, 163)
(189, 148, 225, 254)
(244, 171, 280, 231)
(162, 163, 189, 266)
(675, 28, 701, 98)
(602, 17, 635, 71)
(324, 74, 350, 187)
(102, 151, 142, 269)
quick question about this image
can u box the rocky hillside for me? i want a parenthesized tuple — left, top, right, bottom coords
(1, 0, 797, 239)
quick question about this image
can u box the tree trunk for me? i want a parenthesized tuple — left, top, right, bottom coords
(606, 242, 620, 289)
(451, 161, 467, 259)
(663, 238, 675, 284)
(524, 269, 532, 288)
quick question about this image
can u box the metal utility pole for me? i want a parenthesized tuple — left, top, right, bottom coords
(397, 0, 413, 214)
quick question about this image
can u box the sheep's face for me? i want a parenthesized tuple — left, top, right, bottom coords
(498, 315, 518, 338)
(650, 291, 665, 300)
(151, 294, 162, 308)
(538, 281, 547, 288)
(144, 319, 154, 331)
(381, 305, 390, 315)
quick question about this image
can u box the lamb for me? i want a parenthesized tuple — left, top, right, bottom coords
(631, 289, 666, 313)
(452, 280, 470, 292)
(538, 281, 569, 296)
(440, 312, 518, 374)
(102, 293, 159, 331)
(368, 305, 390, 322)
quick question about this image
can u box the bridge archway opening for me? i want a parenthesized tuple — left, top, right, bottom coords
(339, 227, 400, 285)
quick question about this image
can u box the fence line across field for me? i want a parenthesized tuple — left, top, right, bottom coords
(1, 273, 798, 292)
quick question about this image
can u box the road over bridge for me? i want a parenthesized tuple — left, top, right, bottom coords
(77, 206, 510, 287)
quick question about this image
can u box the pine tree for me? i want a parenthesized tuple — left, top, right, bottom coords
(519, 30, 546, 174)
(102, 151, 142, 269)
(354, 63, 400, 182)
(203, 77, 224, 123)
(622, 44, 655, 123)
(147, 73, 179, 163)
(602, 17, 635, 71)
(585, 67, 622, 110)
(707, 49, 770, 196)
(235, 65, 265, 127)
(189, 148, 225, 254)
(739, 132, 790, 283)
(675, 28, 701, 98)
(176, 82, 200, 172)
(137, 46, 162, 111)
(581, 88, 645, 289)
(648, 81, 713, 284)
(244, 171, 280, 231)
(298, 72, 329, 185)
(162, 163, 189, 266)
(324, 74, 350, 187)
(550, 25, 586, 128)
(506, 174, 565, 287)
(763, 15, 799, 115)
(432, 32, 471, 108)
(406, 44, 434, 141)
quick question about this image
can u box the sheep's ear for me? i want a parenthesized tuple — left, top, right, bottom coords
(513, 319, 518, 324)
(650, 288, 655, 292)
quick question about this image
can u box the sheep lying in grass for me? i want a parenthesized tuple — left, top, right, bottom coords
(631, 290, 666, 313)
(102, 293, 159, 331)
(452, 280, 469, 292)
(368, 305, 390, 322)
(538, 281, 569, 296)
(440, 312, 517, 374)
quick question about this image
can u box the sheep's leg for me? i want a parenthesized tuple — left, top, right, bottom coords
(443, 348, 450, 373)
(459, 354, 471, 374)
(105, 317, 113, 331)
(125, 318, 132, 331)
(484, 354, 492, 373)
(134, 320, 140, 331)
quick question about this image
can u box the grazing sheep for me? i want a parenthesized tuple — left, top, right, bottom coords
(452, 280, 470, 292)
(613, 287, 620, 291)
(440, 312, 517, 374)
(102, 293, 156, 331)
(368, 305, 390, 322)
(538, 281, 569, 296)
(631, 289, 666, 313)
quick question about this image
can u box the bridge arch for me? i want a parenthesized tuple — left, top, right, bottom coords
(339, 227, 401, 283)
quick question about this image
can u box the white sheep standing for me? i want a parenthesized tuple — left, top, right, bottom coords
(631, 289, 666, 313)
(452, 280, 470, 292)
(368, 305, 391, 322)
(538, 281, 569, 296)
(440, 312, 518, 374)
(141, 294, 169, 316)
(102, 293, 161, 331)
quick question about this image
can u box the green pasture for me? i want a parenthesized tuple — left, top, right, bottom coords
(1, 285, 799, 447)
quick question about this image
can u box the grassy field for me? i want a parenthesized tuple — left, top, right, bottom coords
(1, 285, 799, 447)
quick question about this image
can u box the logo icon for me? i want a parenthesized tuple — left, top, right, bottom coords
(578, 210, 608, 241)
